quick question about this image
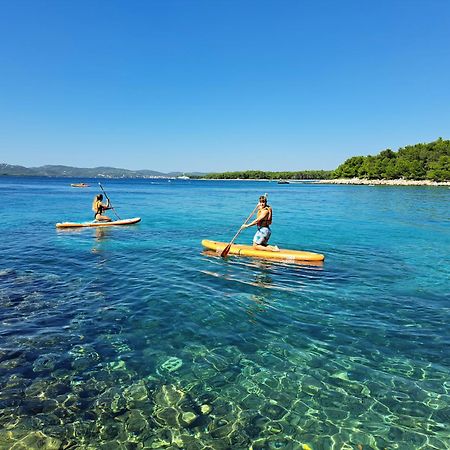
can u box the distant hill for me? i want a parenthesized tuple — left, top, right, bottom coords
(0, 164, 204, 178)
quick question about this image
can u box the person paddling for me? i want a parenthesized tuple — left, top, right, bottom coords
(92, 194, 112, 222)
(240, 195, 279, 251)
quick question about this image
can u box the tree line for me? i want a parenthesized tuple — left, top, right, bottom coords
(196, 170, 333, 180)
(332, 138, 450, 181)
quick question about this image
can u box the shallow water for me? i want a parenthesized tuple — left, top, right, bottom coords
(0, 177, 449, 449)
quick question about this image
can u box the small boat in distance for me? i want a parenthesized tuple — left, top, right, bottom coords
(277, 180, 290, 184)
(71, 183, 90, 188)
(177, 174, 190, 180)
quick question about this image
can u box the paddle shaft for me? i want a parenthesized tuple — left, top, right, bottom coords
(98, 183, 121, 220)
(221, 193, 268, 257)
(221, 204, 258, 254)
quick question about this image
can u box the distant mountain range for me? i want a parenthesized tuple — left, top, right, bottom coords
(0, 164, 204, 178)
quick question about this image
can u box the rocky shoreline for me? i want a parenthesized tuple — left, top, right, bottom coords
(315, 178, 450, 186)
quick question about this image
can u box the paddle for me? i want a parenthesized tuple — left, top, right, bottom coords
(221, 193, 267, 258)
(98, 182, 121, 220)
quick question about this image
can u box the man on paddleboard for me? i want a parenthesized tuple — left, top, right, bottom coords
(241, 195, 279, 251)
(92, 194, 112, 222)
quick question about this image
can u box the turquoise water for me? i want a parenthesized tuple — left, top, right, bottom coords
(0, 177, 449, 449)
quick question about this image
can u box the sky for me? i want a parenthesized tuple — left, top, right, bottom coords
(1, 0, 449, 172)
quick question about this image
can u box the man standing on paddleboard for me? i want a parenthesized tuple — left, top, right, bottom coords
(241, 195, 279, 251)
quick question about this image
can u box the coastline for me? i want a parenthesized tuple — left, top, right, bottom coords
(314, 178, 450, 187)
(197, 177, 450, 186)
(2, 174, 449, 186)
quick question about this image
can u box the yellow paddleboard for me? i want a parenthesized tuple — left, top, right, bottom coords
(202, 240, 325, 261)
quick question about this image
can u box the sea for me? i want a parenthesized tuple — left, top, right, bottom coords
(0, 176, 449, 449)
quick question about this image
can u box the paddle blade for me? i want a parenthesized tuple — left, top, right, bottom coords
(220, 243, 232, 258)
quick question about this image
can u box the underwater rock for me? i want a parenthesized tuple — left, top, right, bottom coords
(124, 408, 149, 435)
(142, 427, 174, 448)
(155, 406, 180, 428)
(200, 404, 212, 415)
(69, 344, 100, 371)
(300, 376, 324, 396)
(32, 353, 59, 372)
(45, 381, 70, 397)
(31, 412, 61, 428)
(178, 434, 204, 449)
(99, 441, 127, 450)
(71, 357, 93, 371)
(207, 373, 231, 389)
(208, 417, 235, 440)
(159, 356, 183, 373)
(251, 436, 295, 450)
(203, 353, 230, 373)
(180, 411, 198, 426)
(94, 387, 127, 415)
(154, 384, 185, 407)
(6, 374, 31, 391)
(98, 420, 122, 441)
(123, 380, 148, 407)
(10, 430, 62, 450)
(108, 360, 127, 371)
(267, 422, 283, 434)
(246, 414, 270, 438)
(210, 345, 243, 366)
(25, 379, 50, 398)
(52, 405, 72, 420)
(209, 399, 234, 417)
(0, 356, 24, 370)
(70, 344, 100, 360)
(261, 402, 287, 421)
(240, 378, 262, 395)
(41, 399, 58, 413)
(19, 398, 46, 415)
(153, 384, 200, 429)
(241, 393, 263, 411)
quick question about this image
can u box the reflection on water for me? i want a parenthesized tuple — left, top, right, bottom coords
(202, 249, 325, 268)
(95, 227, 110, 241)
(92, 227, 111, 254)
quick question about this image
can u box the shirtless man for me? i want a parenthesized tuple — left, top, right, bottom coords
(241, 195, 279, 251)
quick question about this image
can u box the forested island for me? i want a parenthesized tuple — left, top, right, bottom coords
(332, 138, 449, 182)
(198, 139, 449, 182)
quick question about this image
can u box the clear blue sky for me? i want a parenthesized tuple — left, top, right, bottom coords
(1, 0, 449, 172)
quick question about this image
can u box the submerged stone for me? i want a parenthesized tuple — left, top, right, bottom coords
(160, 356, 183, 373)
(125, 409, 149, 434)
(155, 406, 179, 428)
(124, 380, 148, 405)
(181, 411, 198, 426)
(32, 354, 58, 372)
(200, 404, 212, 415)
(154, 384, 185, 407)
(10, 431, 62, 450)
